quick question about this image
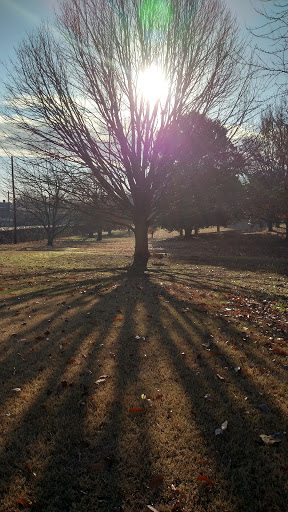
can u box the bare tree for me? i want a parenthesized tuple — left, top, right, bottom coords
(250, 1, 288, 96)
(242, 103, 288, 237)
(16, 161, 72, 246)
(3, 0, 256, 269)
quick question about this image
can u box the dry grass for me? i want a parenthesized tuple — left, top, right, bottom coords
(0, 229, 288, 512)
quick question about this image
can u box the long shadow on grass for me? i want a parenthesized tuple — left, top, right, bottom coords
(0, 269, 287, 511)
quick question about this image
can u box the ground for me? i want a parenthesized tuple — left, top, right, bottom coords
(0, 228, 287, 512)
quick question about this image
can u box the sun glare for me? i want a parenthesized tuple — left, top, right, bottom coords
(138, 65, 169, 106)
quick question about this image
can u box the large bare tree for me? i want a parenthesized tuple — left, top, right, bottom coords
(3, 0, 255, 269)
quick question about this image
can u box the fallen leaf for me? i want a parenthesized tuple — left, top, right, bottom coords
(95, 375, 109, 385)
(272, 347, 287, 356)
(17, 497, 32, 507)
(147, 506, 159, 512)
(260, 433, 281, 445)
(95, 378, 106, 385)
(12, 387, 21, 392)
(197, 476, 215, 486)
(204, 394, 219, 402)
(25, 463, 37, 477)
(197, 459, 207, 464)
(87, 463, 105, 471)
(215, 420, 228, 435)
(129, 407, 145, 413)
(66, 358, 76, 364)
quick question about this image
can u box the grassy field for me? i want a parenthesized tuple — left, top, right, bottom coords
(0, 229, 288, 512)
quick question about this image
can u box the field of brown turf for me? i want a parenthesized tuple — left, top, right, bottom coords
(0, 228, 287, 512)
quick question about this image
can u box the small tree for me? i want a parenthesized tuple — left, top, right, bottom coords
(16, 161, 71, 246)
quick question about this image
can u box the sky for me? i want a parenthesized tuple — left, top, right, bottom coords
(0, 0, 265, 74)
(0, 0, 58, 70)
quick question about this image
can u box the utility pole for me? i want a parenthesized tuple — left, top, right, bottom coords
(7, 191, 11, 227)
(11, 156, 17, 244)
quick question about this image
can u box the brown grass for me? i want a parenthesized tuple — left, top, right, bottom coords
(0, 229, 287, 512)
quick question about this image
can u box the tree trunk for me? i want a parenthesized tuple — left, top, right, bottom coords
(217, 225, 220, 233)
(179, 229, 184, 237)
(286, 219, 288, 240)
(194, 226, 199, 235)
(97, 228, 102, 241)
(184, 226, 192, 239)
(132, 218, 150, 270)
(267, 220, 273, 232)
(47, 226, 53, 246)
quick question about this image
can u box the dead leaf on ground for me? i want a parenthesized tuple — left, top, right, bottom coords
(95, 375, 109, 385)
(25, 463, 37, 477)
(171, 504, 182, 511)
(87, 463, 105, 471)
(147, 506, 159, 512)
(196, 476, 215, 486)
(260, 433, 281, 445)
(17, 497, 32, 507)
(215, 420, 228, 435)
(129, 407, 145, 413)
(204, 394, 218, 402)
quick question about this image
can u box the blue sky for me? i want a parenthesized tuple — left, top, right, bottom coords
(0, 0, 58, 67)
(0, 0, 264, 72)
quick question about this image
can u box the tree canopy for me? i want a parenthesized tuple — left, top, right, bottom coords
(158, 112, 244, 236)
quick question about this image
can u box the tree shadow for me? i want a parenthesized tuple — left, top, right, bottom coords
(0, 267, 287, 511)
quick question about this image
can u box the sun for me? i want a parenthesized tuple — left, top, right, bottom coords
(138, 65, 169, 106)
